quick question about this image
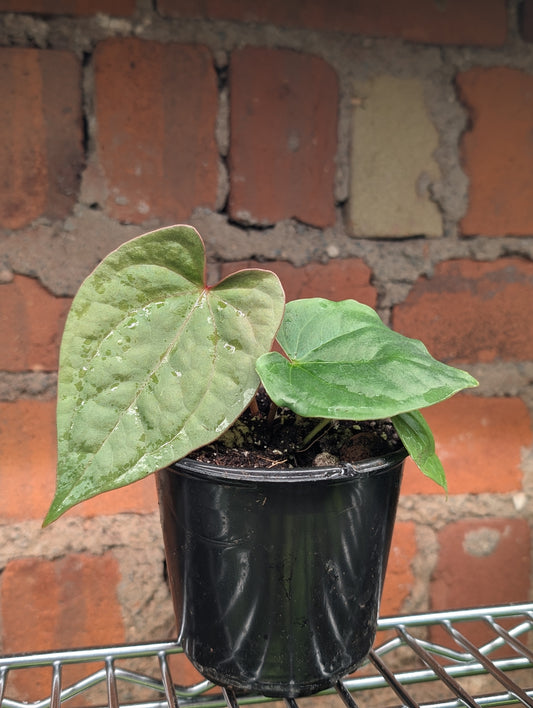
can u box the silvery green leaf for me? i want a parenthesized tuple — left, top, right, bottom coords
(45, 225, 285, 524)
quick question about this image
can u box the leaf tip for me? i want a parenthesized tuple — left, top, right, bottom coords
(42, 489, 74, 527)
(42, 506, 59, 527)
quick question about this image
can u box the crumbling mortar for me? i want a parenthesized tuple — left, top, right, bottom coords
(412, 64, 468, 237)
(0, 12, 49, 48)
(0, 372, 57, 402)
(80, 49, 97, 160)
(465, 362, 533, 400)
(507, 0, 522, 43)
(397, 493, 531, 529)
(3, 9, 533, 250)
(0, 513, 175, 643)
(442, 37, 533, 75)
(405, 525, 439, 614)
(112, 545, 174, 643)
(213, 60, 230, 212)
(0, 11, 496, 242)
(0, 513, 164, 566)
(0, 6, 531, 74)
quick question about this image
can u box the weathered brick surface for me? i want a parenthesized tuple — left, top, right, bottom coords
(0, 0, 531, 661)
(430, 518, 530, 646)
(158, 0, 507, 45)
(75, 474, 158, 519)
(168, 654, 214, 692)
(0, 48, 83, 229)
(381, 521, 416, 616)
(94, 39, 218, 224)
(0, 400, 56, 521)
(0, 0, 134, 13)
(0, 275, 71, 372)
(349, 75, 442, 238)
(459, 68, 533, 236)
(402, 396, 530, 496)
(392, 259, 533, 363)
(229, 47, 337, 228)
(0, 554, 125, 701)
(220, 259, 377, 307)
(0, 400, 158, 521)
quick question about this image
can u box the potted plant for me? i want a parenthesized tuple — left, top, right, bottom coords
(44, 224, 477, 697)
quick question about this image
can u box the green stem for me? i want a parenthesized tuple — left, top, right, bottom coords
(301, 418, 332, 449)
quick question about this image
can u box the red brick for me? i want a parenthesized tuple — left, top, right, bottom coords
(220, 259, 377, 307)
(459, 68, 533, 236)
(402, 396, 530, 496)
(74, 474, 158, 519)
(0, 400, 158, 522)
(381, 521, 416, 616)
(94, 39, 218, 224)
(167, 653, 216, 692)
(228, 47, 337, 228)
(158, 0, 506, 46)
(0, 48, 83, 229)
(0, 554, 125, 701)
(0, 0, 134, 13)
(430, 518, 530, 646)
(0, 275, 71, 372)
(392, 259, 533, 364)
(0, 400, 56, 521)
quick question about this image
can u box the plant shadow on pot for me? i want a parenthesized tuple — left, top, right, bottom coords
(156, 448, 406, 698)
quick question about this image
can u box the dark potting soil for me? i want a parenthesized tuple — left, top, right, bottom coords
(190, 389, 403, 469)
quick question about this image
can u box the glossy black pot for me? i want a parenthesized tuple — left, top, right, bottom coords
(156, 448, 406, 698)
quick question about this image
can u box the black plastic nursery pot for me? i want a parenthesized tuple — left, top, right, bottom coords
(156, 448, 406, 698)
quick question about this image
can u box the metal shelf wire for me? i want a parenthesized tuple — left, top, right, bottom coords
(1, 603, 532, 708)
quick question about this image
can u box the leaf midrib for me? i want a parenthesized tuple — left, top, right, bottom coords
(61, 287, 210, 490)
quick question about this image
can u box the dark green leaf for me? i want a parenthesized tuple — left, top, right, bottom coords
(392, 410, 447, 492)
(256, 298, 478, 420)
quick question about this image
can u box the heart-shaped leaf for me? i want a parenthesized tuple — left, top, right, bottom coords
(44, 225, 285, 525)
(256, 298, 478, 420)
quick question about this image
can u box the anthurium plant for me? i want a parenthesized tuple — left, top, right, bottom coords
(44, 225, 478, 526)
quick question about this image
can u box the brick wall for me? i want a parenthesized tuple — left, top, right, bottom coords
(0, 0, 532, 683)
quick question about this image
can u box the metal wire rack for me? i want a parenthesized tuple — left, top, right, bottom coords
(1, 603, 532, 708)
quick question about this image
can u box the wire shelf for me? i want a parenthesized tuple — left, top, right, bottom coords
(1, 603, 532, 708)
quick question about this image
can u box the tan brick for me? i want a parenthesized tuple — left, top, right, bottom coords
(0, 400, 158, 522)
(402, 396, 530, 496)
(430, 519, 530, 646)
(381, 521, 416, 616)
(349, 75, 442, 238)
(220, 259, 377, 307)
(0, 275, 71, 372)
(393, 259, 533, 364)
(158, 0, 507, 46)
(229, 47, 337, 228)
(0, 554, 125, 702)
(94, 39, 218, 224)
(459, 68, 533, 236)
(0, 0, 134, 13)
(0, 48, 83, 229)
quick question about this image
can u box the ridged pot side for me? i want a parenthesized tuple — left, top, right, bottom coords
(156, 449, 406, 698)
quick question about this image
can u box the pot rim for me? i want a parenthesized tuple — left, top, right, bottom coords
(170, 446, 407, 484)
